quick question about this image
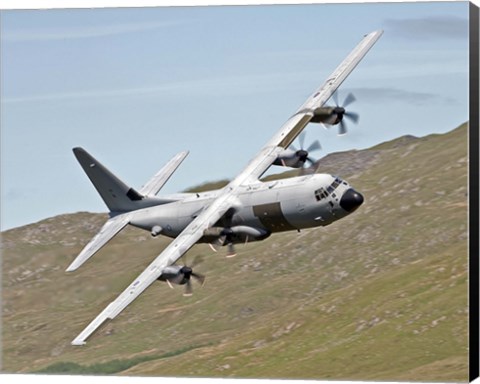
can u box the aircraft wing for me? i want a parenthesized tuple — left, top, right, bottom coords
(240, 29, 383, 182)
(139, 151, 189, 196)
(66, 212, 131, 272)
(71, 193, 237, 345)
(71, 30, 382, 345)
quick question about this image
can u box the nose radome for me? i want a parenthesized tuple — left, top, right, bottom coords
(340, 188, 364, 213)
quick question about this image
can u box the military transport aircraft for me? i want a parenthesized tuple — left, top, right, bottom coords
(68, 30, 383, 345)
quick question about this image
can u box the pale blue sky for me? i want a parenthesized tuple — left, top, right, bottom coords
(1, 1, 470, 230)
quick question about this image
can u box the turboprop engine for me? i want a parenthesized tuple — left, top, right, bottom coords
(157, 256, 205, 296)
(273, 131, 321, 169)
(310, 92, 359, 135)
(273, 148, 311, 168)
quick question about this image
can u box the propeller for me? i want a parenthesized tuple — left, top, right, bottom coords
(208, 208, 237, 258)
(300, 159, 322, 176)
(209, 228, 237, 258)
(180, 255, 206, 297)
(331, 92, 359, 136)
(290, 131, 322, 169)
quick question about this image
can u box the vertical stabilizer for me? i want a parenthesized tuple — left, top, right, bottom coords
(73, 147, 142, 212)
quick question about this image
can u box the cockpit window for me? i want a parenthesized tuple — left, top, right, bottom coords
(315, 187, 329, 201)
(331, 177, 341, 189)
(314, 177, 343, 201)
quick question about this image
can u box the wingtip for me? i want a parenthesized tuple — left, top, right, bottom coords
(179, 150, 190, 159)
(71, 339, 86, 346)
(365, 29, 383, 37)
(65, 262, 79, 272)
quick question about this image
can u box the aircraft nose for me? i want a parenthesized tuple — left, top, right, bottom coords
(340, 188, 364, 213)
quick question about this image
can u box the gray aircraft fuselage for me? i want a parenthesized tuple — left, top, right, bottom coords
(128, 173, 363, 243)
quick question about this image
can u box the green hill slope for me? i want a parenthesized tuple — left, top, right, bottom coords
(2, 123, 469, 381)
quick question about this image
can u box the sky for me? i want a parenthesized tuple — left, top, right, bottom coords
(0, 0, 471, 230)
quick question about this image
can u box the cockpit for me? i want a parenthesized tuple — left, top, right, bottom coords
(314, 176, 346, 201)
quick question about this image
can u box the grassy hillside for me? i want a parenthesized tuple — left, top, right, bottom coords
(1, 123, 469, 381)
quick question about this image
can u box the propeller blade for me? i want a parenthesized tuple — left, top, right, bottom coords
(217, 235, 227, 246)
(310, 160, 322, 174)
(183, 280, 193, 297)
(307, 159, 322, 173)
(290, 131, 322, 171)
(298, 131, 306, 150)
(181, 253, 188, 267)
(192, 272, 206, 286)
(208, 243, 219, 253)
(306, 139, 321, 153)
(226, 243, 237, 258)
(209, 235, 225, 252)
(332, 91, 339, 106)
(345, 111, 359, 124)
(191, 255, 204, 268)
(343, 92, 356, 107)
(329, 91, 359, 136)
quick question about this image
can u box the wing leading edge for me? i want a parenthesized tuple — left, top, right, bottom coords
(71, 193, 237, 345)
(140, 151, 189, 196)
(71, 30, 383, 345)
(233, 29, 383, 184)
(66, 213, 131, 272)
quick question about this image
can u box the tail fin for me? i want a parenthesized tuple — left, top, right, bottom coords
(69, 148, 189, 272)
(73, 147, 144, 213)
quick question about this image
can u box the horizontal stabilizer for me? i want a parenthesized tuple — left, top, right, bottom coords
(66, 213, 130, 272)
(140, 151, 189, 196)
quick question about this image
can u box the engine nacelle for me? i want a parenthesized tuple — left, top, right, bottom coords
(157, 265, 187, 285)
(273, 149, 309, 168)
(157, 263, 205, 296)
(310, 106, 344, 125)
